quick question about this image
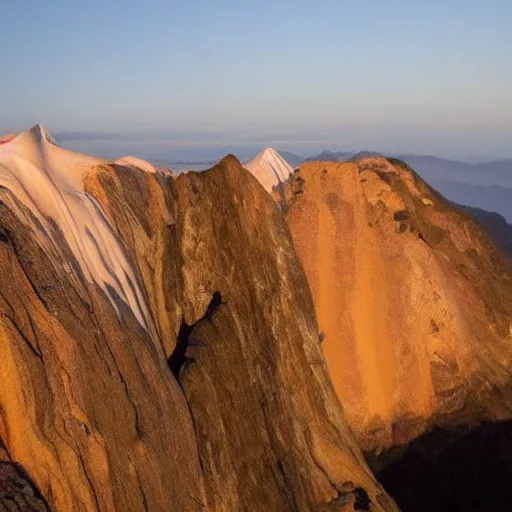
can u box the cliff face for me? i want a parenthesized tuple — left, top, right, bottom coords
(285, 158, 512, 451)
(0, 128, 396, 511)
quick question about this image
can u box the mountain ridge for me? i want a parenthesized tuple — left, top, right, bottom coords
(0, 127, 396, 511)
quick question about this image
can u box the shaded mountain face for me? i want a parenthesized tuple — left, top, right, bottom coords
(372, 420, 512, 512)
(0, 127, 395, 511)
(284, 157, 512, 452)
(276, 150, 305, 168)
(457, 205, 512, 259)
(431, 179, 512, 223)
(0, 439, 51, 511)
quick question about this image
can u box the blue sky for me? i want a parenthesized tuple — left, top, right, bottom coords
(1, 1, 511, 158)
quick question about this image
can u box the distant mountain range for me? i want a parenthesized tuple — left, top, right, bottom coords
(299, 151, 512, 186)
(431, 180, 512, 223)
(457, 204, 512, 258)
(398, 155, 512, 188)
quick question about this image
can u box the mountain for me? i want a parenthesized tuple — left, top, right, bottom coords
(306, 151, 512, 188)
(430, 179, 512, 223)
(457, 204, 512, 258)
(304, 150, 512, 224)
(305, 150, 355, 162)
(0, 126, 396, 511)
(398, 155, 512, 188)
(282, 157, 512, 509)
(283, 157, 512, 448)
(243, 148, 294, 192)
(306, 150, 384, 163)
(276, 150, 305, 168)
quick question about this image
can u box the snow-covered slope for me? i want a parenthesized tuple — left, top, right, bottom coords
(244, 148, 294, 192)
(0, 124, 152, 330)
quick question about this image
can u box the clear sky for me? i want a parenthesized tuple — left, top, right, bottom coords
(1, 1, 511, 158)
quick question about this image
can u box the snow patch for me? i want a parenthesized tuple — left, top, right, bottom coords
(0, 125, 152, 331)
(244, 148, 294, 193)
(115, 155, 158, 174)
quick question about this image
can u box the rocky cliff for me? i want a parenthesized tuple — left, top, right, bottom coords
(0, 127, 396, 511)
(284, 158, 512, 452)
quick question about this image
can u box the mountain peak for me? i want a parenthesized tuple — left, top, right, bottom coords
(26, 123, 56, 144)
(260, 147, 280, 157)
(6, 124, 57, 153)
(243, 148, 293, 192)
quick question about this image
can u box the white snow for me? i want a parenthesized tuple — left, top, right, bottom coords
(0, 125, 153, 331)
(244, 148, 294, 193)
(115, 155, 158, 174)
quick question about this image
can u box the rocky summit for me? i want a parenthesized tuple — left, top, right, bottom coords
(0, 127, 396, 511)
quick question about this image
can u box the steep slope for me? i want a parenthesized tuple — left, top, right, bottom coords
(458, 204, 512, 258)
(244, 148, 294, 192)
(277, 151, 305, 168)
(0, 126, 205, 511)
(0, 127, 396, 511)
(284, 157, 512, 453)
(431, 179, 512, 223)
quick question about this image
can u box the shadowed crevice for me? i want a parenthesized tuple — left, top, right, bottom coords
(168, 291, 223, 381)
(0, 461, 52, 511)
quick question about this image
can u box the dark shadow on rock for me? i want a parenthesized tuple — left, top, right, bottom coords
(168, 291, 224, 381)
(369, 421, 512, 512)
(0, 461, 52, 511)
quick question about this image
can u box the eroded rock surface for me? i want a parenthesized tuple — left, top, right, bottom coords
(0, 462, 51, 511)
(284, 158, 512, 451)
(0, 128, 396, 511)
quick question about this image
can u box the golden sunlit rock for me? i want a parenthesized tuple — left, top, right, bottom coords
(0, 130, 396, 511)
(285, 157, 512, 452)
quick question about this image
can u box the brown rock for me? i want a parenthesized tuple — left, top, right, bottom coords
(0, 133, 397, 511)
(0, 462, 51, 511)
(284, 158, 512, 451)
(0, 194, 205, 511)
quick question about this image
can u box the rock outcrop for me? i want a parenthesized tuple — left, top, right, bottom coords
(284, 157, 512, 452)
(0, 127, 396, 511)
